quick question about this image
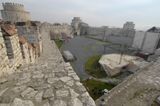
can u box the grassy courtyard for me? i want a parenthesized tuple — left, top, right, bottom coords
(82, 79, 115, 100)
(85, 55, 107, 78)
(54, 39, 64, 49)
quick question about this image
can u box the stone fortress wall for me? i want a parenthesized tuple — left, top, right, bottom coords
(0, 23, 39, 78)
(1, 2, 30, 23)
(133, 31, 160, 53)
(0, 23, 96, 106)
(81, 25, 135, 46)
(73, 18, 135, 46)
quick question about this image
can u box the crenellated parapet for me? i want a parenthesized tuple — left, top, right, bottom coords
(2, 2, 25, 11)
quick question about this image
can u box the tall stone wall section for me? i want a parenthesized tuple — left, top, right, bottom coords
(19, 36, 30, 64)
(16, 21, 43, 56)
(85, 26, 135, 46)
(0, 23, 40, 78)
(1, 2, 30, 23)
(4, 35, 23, 69)
(42, 22, 73, 40)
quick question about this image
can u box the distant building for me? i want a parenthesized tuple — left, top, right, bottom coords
(1, 2, 31, 23)
(132, 31, 160, 53)
(123, 22, 135, 30)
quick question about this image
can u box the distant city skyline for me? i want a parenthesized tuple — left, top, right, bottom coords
(0, 0, 160, 30)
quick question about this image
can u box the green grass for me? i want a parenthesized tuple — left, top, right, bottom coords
(54, 39, 64, 49)
(82, 79, 115, 100)
(85, 55, 107, 78)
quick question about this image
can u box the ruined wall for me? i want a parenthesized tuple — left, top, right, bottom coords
(0, 23, 38, 78)
(16, 21, 42, 56)
(1, 2, 30, 23)
(19, 36, 30, 64)
(0, 28, 10, 77)
(3, 34, 24, 69)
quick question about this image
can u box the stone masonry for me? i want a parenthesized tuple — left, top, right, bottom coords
(1, 24, 23, 70)
(19, 36, 30, 64)
(0, 27, 10, 77)
(0, 27, 96, 106)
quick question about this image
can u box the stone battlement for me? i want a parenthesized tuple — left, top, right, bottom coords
(2, 2, 25, 11)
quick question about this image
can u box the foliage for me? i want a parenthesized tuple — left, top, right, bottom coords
(85, 55, 107, 78)
(54, 39, 64, 49)
(82, 79, 115, 100)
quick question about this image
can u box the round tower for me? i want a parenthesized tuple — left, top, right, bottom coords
(1, 2, 31, 23)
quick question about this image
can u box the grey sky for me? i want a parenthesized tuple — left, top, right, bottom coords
(0, 0, 160, 30)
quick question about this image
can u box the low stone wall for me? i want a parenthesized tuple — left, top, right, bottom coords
(96, 61, 160, 106)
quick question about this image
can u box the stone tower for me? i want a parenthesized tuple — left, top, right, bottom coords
(123, 22, 135, 30)
(1, 2, 31, 23)
(71, 17, 82, 36)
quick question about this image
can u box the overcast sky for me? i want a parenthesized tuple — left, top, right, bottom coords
(0, 0, 160, 30)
